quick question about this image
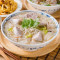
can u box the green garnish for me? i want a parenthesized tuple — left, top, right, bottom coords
(8, 28, 13, 32)
(22, 18, 40, 28)
(30, 0, 32, 1)
(30, 0, 34, 3)
(43, 30, 48, 34)
(25, 34, 32, 38)
(57, 3, 60, 4)
(22, 18, 48, 34)
(57, 0, 60, 4)
(46, 4, 51, 6)
(36, 26, 46, 30)
(36, 26, 48, 34)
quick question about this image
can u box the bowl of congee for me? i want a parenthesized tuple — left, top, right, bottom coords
(1, 10, 59, 51)
(27, 0, 60, 14)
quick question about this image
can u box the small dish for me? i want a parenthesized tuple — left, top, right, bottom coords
(0, 0, 22, 17)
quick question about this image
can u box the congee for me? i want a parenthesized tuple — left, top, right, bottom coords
(30, 0, 60, 6)
(4, 12, 57, 44)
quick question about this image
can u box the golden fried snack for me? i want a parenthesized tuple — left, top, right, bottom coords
(0, 1, 2, 5)
(10, 2, 17, 12)
(0, 0, 17, 15)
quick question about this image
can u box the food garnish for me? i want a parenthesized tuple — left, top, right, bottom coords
(46, 4, 51, 6)
(8, 28, 13, 32)
(22, 18, 40, 28)
(22, 18, 48, 34)
(25, 34, 32, 38)
(37, 26, 48, 34)
(43, 30, 48, 34)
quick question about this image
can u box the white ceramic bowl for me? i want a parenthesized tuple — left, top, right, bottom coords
(27, 0, 60, 14)
(0, 0, 22, 17)
(1, 10, 59, 51)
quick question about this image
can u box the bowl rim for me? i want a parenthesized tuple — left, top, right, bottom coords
(0, 0, 22, 17)
(1, 10, 59, 46)
(27, 0, 60, 7)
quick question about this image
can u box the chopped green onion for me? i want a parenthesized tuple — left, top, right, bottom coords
(25, 34, 32, 38)
(43, 30, 48, 34)
(36, 26, 48, 34)
(46, 4, 51, 6)
(8, 28, 13, 32)
(22, 18, 40, 28)
(30, 0, 32, 1)
(57, 3, 60, 4)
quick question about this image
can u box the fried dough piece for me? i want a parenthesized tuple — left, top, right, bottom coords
(0, 0, 17, 15)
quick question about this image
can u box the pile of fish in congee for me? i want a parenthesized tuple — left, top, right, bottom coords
(4, 12, 57, 44)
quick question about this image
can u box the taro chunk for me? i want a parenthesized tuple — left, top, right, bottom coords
(13, 27, 23, 37)
(32, 31, 42, 42)
(12, 19, 22, 25)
